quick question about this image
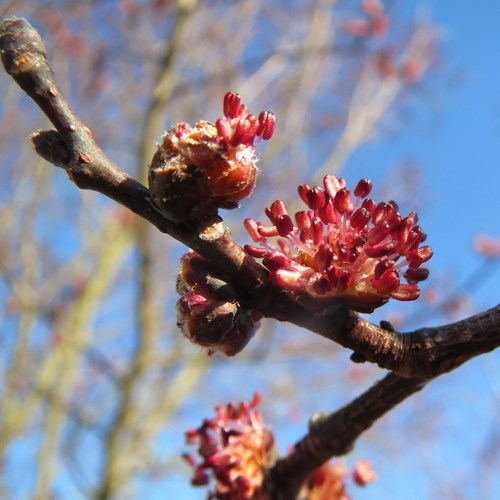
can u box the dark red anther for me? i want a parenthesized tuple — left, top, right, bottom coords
(298, 184, 311, 205)
(244, 244, 268, 258)
(257, 225, 279, 238)
(318, 199, 339, 225)
(243, 218, 262, 242)
(269, 200, 288, 219)
(397, 215, 416, 245)
(398, 229, 420, 254)
(295, 211, 312, 231)
(175, 122, 193, 138)
(223, 91, 241, 118)
(326, 265, 340, 287)
(239, 400, 250, 418)
(366, 220, 392, 245)
(263, 252, 291, 271)
(388, 200, 399, 212)
(352, 235, 367, 247)
(334, 187, 354, 213)
(374, 258, 394, 279)
(412, 225, 426, 243)
(264, 206, 273, 222)
(407, 245, 433, 268)
(390, 283, 420, 301)
(350, 207, 371, 229)
(307, 187, 327, 210)
(361, 198, 376, 217)
(364, 240, 397, 258)
(250, 391, 262, 408)
(182, 453, 197, 467)
(347, 247, 360, 263)
(373, 202, 394, 224)
(311, 217, 324, 245)
(312, 276, 332, 295)
(323, 175, 345, 199)
(275, 214, 294, 237)
(257, 111, 276, 140)
(216, 117, 232, 145)
(354, 178, 372, 198)
(372, 268, 400, 295)
(199, 441, 219, 457)
(406, 211, 419, 226)
(230, 117, 252, 146)
(185, 428, 199, 443)
(314, 244, 334, 268)
(191, 470, 210, 486)
(404, 267, 429, 283)
(336, 271, 352, 293)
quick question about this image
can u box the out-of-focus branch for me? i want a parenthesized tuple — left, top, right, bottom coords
(269, 305, 500, 497)
(96, 1, 200, 498)
(312, 24, 436, 181)
(268, 373, 426, 498)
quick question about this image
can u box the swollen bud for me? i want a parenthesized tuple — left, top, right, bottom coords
(176, 252, 262, 356)
(148, 93, 275, 221)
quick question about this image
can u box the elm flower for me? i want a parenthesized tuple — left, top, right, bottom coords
(149, 92, 276, 221)
(244, 175, 432, 313)
(183, 393, 275, 500)
(176, 252, 262, 356)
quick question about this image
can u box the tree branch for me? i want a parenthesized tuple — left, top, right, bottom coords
(2, 13, 500, 382)
(268, 373, 426, 498)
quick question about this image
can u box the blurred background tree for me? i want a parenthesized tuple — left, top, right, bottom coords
(0, 1, 499, 498)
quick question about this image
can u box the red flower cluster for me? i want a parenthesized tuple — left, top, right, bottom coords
(183, 393, 274, 499)
(183, 393, 377, 499)
(149, 92, 275, 221)
(244, 175, 432, 312)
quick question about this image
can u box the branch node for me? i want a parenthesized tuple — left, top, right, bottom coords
(0, 17, 49, 78)
(198, 216, 225, 241)
(31, 129, 70, 167)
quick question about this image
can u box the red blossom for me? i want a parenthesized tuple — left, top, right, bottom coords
(149, 92, 275, 221)
(183, 393, 275, 499)
(244, 175, 432, 313)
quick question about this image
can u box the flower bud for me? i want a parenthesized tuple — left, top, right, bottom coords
(176, 252, 261, 356)
(149, 93, 275, 221)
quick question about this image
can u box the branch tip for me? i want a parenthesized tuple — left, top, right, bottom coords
(0, 17, 49, 77)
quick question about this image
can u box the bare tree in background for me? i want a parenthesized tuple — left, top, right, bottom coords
(1, 1, 499, 499)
